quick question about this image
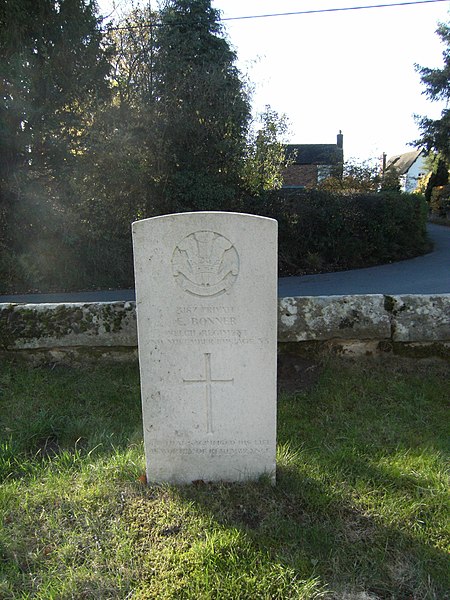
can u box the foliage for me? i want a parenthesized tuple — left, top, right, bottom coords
(380, 166, 402, 192)
(415, 19, 450, 163)
(0, 0, 111, 289)
(318, 158, 400, 194)
(318, 158, 379, 194)
(0, 0, 254, 292)
(0, 359, 448, 598)
(0, 188, 430, 292)
(0, 0, 302, 293)
(424, 153, 450, 202)
(244, 189, 429, 276)
(85, 0, 292, 218)
(0, 1, 432, 294)
(152, 0, 251, 212)
(430, 183, 450, 217)
(243, 106, 292, 194)
(0, 0, 110, 192)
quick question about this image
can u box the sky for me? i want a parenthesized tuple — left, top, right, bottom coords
(98, 0, 450, 162)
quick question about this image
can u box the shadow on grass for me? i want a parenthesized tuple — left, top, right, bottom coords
(161, 366, 450, 598)
(167, 452, 449, 598)
(1, 360, 448, 598)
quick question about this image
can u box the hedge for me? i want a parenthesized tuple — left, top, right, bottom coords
(0, 190, 429, 293)
(242, 189, 429, 276)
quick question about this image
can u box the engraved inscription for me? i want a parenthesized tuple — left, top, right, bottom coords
(157, 305, 256, 345)
(145, 439, 271, 457)
(183, 353, 233, 434)
(172, 231, 239, 297)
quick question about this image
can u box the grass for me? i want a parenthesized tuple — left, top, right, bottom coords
(0, 358, 448, 599)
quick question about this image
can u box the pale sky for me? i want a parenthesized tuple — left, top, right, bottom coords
(98, 0, 450, 162)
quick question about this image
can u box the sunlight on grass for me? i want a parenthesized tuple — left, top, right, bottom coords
(0, 359, 448, 599)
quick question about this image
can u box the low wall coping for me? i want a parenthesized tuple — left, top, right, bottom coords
(1, 294, 449, 352)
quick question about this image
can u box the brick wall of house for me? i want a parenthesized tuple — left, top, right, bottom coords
(282, 164, 318, 188)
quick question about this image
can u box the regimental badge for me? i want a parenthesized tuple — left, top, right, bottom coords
(172, 231, 240, 297)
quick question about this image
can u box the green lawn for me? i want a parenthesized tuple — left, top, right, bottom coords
(0, 359, 448, 599)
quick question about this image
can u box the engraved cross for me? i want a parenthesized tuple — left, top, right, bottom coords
(182, 353, 234, 434)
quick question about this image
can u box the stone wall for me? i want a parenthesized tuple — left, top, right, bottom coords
(278, 294, 450, 360)
(1, 295, 449, 364)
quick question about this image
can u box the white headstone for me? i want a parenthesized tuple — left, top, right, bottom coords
(132, 212, 277, 484)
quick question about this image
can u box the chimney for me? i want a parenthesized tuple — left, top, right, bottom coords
(337, 130, 343, 149)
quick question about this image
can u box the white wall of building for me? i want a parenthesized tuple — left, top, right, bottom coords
(403, 152, 427, 192)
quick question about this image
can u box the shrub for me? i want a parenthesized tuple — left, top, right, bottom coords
(242, 189, 429, 276)
(430, 184, 450, 217)
(0, 189, 429, 293)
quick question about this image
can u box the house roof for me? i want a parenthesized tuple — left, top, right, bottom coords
(285, 144, 343, 166)
(386, 149, 424, 175)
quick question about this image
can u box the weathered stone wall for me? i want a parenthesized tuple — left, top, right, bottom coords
(0, 301, 137, 364)
(278, 294, 450, 360)
(1, 294, 449, 364)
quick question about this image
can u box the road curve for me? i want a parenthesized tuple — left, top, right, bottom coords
(0, 224, 449, 304)
(279, 223, 450, 297)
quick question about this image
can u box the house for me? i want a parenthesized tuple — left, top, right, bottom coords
(282, 131, 344, 188)
(385, 148, 427, 192)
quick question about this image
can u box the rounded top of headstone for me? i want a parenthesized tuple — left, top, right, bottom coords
(132, 211, 278, 228)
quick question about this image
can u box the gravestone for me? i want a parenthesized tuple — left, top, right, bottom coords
(132, 212, 277, 484)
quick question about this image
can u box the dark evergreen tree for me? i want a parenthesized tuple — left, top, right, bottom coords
(0, 0, 109, 179)
(415, 20, 450, 163)
(0, 0, 288, 292)
(153, 0, 251, 211)
(425, 155, 449, 202)
(0, 0, 110, 290)
(79, 0, 253, 224)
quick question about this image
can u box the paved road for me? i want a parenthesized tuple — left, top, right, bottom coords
(1, 224, 449, 304)
(279, 223, 450, 297)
